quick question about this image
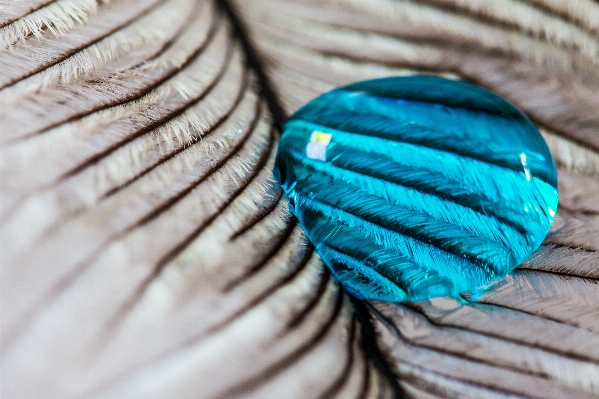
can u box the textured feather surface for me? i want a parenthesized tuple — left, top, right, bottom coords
(1, 0, 598, 398)
(0, 0, 98, 50)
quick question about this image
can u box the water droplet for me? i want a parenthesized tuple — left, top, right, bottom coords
(274, 76, 558, 302)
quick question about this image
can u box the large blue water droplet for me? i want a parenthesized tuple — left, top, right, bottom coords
(274, 76, 558, 302)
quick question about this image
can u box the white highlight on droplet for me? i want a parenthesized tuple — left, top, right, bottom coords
(520, 152, 531, 181)
(306, 131, 332, 161)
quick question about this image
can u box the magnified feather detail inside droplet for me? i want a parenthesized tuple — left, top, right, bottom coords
(274, 75, 559, 302)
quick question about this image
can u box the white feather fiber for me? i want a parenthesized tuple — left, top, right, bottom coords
(0, 4, 216, 191)
(1, 24, 245, 259)
(0, 0, 98, 50)
(0, 0, 193, 100)
(0, 1, 216, 145)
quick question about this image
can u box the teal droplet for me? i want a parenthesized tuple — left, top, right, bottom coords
(274, 76, 558, 302)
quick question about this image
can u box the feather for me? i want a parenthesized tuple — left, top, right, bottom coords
(1, 0, 598, 398)
(0, 0, 98, 50)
